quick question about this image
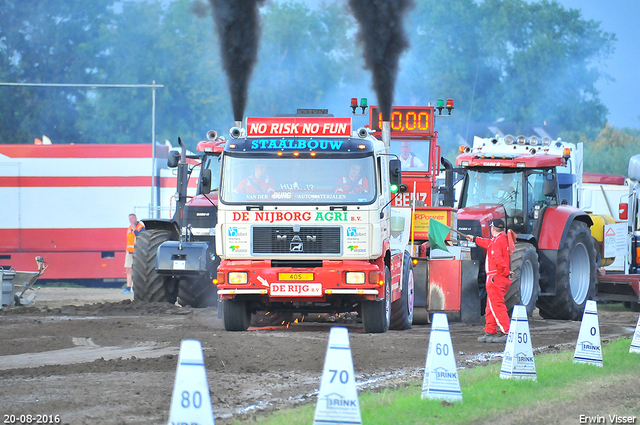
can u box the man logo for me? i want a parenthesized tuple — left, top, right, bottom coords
(290, 242, 303, 252)
(292, 235, 302, 242)
(347, 227, 357, 237)
(228, 227, 238, 236)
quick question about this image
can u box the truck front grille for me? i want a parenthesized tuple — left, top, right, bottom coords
(252, 226, 341, 255)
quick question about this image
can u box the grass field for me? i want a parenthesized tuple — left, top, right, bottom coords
(233, 338, 640, 424)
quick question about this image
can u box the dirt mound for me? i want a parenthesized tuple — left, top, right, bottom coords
(0, 299, 212, 317)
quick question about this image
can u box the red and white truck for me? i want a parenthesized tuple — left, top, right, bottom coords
(0, 143, 179, 282)
(214, 111, 416, 332)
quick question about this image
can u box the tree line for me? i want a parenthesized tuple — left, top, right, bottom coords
(0, 0, 636, 174)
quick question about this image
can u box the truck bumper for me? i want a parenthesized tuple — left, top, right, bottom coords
(216, 259, 383, 302)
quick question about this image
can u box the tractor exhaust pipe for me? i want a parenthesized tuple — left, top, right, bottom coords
(175, 137, 189, 224)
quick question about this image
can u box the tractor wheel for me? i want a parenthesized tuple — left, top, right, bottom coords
(537, 221, 596, 320)
(178, 276, 217, 308)
(223, 297, 250, 331)
(132, 229, 174, 302)
(390, 252, 414, 330)
(362, 266, 391, 333)
(505, 242, 540, 317)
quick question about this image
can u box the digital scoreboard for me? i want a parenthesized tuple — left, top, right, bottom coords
(368, 106, 436, 137)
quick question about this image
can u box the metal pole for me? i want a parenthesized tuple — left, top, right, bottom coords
(151, 80, 157, 218)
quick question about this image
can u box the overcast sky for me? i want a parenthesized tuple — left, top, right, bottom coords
(555, 0, 640, 129)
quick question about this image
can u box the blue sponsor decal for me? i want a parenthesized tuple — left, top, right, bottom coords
(347, 227, 357, 237)
(228, 227, 238, 236)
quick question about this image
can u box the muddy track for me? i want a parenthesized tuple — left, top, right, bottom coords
(0, 289, 638, 424)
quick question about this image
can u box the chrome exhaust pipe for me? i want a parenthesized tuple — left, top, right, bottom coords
(382, 121, 391, 151)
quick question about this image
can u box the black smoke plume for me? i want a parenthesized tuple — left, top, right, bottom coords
(348, 0, 414, 121)
(209, 0, 266, 122)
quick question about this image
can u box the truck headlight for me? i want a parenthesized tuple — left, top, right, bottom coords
(228, 272, 248, 284)
(345, 272, 366, 284)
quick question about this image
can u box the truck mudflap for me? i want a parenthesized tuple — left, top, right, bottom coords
(156, 241, 213, 275)
(216, 259, 382, 301)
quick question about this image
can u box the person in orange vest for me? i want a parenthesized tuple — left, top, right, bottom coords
(335, 163, 369, 194)
(466, 218, 514, 343)
(123, 213, 145, 294)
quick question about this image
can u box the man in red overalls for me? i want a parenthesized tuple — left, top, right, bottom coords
(466, 218, 513, 343)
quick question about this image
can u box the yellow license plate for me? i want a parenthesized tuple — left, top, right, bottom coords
(278, 272, 314, 281)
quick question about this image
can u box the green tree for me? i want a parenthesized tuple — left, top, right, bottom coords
(584, 124, 640, 175)
(0, 0, 114, 144)
(396, 0, 616, 152)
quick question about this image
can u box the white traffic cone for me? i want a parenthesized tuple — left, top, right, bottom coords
(500, 305, 537, 380)
(573, 300, 603, 367)
(168, 339, 215, 425)
(630, 313, 640, 354)
(421, 313, 463, 402)
(313, 327, 362, 425)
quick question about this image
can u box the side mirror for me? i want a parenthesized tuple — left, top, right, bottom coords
(199, 168, 212, 195)
(619, 202, 629, 220)
(543, 176, 557, 197)
(389, 158, 402, 190)
(167, 150, 180, 168)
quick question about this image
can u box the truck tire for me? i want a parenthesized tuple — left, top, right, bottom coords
(537, 221, 596, 320)
(362, 266, 391, 333)
(505, 242, 540, 317)
(178, 276, 217, 308)
(132, 229, 174, 302)
(390, 252, 414, 330)
(223, 298, 250, 331)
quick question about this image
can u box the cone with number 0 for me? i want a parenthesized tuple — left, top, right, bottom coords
(500, 305, 536, 380)
(421, 313, 462, 402)
(573, 300, 603, 366)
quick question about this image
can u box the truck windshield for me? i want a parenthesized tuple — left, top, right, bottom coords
(220, 155, 376, 204)
(460, 169, 524, 216)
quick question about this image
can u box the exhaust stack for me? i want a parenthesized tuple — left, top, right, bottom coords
(234, 120, 243, 129)
(382, 121, 391, 151)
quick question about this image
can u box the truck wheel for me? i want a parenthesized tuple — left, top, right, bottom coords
(390, 252, 414, 330)
(362, 266, 391, 333)
(178, 276, 217, 308)
(132, 229, 174, 302)
(537, 221, 596, 320)
(505, 243, 540, 317)
(223, 298, 250, 331)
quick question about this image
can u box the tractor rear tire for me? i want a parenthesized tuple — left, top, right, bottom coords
(132, 229, 174, 303)
(178, 276, 218, 308)
(624, 301, 640, 312)
(505, 242, 540, 317)
(537, 221, 596, 320)
(362, 266, 391, 333)
(390, 252, 414, 330)
(223, 298, 250, 331)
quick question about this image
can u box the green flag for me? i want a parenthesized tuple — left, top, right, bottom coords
(428, 218, 451, 253)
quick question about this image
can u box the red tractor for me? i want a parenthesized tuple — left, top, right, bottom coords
(455, 135, 597, 320)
